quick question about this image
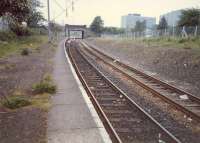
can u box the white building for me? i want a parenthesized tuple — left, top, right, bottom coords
(160, 10, 182, 27)
(121, 14, 156, 29)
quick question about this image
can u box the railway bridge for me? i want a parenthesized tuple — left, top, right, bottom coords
(65, 24, 87, 39)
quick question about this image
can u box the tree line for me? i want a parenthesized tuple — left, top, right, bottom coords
(0, 0, 45, 36)
(90, 8, 200, 35)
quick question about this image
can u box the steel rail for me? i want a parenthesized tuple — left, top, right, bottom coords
(67, 46, 122, 143)
(80, 41, 200, 122)
(66, 42, 182, 143)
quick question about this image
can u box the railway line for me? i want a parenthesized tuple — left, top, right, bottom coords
(80, 41, 200, 122)
(66, 44, 181, 143)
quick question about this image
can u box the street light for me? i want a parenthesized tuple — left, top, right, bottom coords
(47, 0, 51, 42)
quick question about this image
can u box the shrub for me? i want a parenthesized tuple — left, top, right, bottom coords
(0, 31, 17, 41)
(167, 38, 172, 42)
(1, 96, 31, 109)
(32, 81, 56, 94)
(21, 48, 29, 56)
(178, 38, 187, 43)
(10, 24, 31, 36)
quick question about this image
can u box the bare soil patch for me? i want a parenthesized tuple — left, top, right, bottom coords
(86, 38, 200, 96)
(0, 41, 56, 143)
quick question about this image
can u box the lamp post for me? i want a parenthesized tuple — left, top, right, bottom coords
(47, 0, 51, 42)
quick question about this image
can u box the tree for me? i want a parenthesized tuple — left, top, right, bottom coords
(103, 27, 125, 34)
(134, 20, 146, 32)
(0, 0, 32, 36)
(157, 17, 168, 29)
(27, 0, 45, 27)
(27, 11, 45, 27)
(178, 8, 200, 27)
(0, 0, 31, 23)
(90, 16, 104, 35)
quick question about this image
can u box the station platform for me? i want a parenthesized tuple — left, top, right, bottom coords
(47, 40, 111, 143)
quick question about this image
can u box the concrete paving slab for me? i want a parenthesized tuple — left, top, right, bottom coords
(48, 128, 105, 143)
(48, 104, 99, 131)
(47, 40, 111, 143)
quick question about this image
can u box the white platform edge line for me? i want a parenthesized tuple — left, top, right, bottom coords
(63, 40, 112, 143)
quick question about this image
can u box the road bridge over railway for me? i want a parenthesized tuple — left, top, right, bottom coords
(65, 24, 87, 39)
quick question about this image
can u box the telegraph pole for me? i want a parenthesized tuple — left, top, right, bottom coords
(47, 0, 51, 42)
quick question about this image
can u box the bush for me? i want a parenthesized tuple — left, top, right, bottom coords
(178, 38, 187, 43)
(1, 96, 31, 109)
(10, 24, 31, 36)
(33, 81, 56, 94)
(21, 48, 30, 56)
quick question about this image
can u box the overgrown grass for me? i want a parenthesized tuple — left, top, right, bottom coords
(32, 74, 56, 94)
(0, 74, 55, 110)
(21, 48, 30, 56)
(0, 93, 51, 111)
(0, 33, 48, 58)
(100, 36, 200, 49)
(31, 93, 51, 111)
(1, 95, 31, 109)
(141, 37, 200, 49)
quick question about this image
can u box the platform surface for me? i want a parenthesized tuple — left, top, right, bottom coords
(47, 40, 111, 143)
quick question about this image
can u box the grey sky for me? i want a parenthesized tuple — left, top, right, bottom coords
(41, 0, 200, 27)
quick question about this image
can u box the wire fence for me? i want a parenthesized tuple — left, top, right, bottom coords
(102, 26, 200, 39)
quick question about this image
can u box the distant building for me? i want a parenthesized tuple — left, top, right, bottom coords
(160, 10, 182, 27)
(121, 14, 156, 30)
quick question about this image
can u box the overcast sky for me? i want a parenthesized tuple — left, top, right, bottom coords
(41, 0, 200, 27)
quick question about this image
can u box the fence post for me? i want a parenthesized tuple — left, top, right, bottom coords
(194, 26, 198, 37)
(164, 29, 167, 36)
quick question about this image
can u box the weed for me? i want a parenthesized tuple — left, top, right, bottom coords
(21, 48, 29, 56)
(33, 82, 56, 94)
(1, 96, 31, 109)
(0, 35, 48, 58)
(43, 74, 52, 82)
(178, 38, 187, 43)
(32, 80, 56, 94)
(31, 93, 51, 111)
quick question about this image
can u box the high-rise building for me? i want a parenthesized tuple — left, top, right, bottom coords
(121, 14, 156, 29)
(160, 10, 182, 26)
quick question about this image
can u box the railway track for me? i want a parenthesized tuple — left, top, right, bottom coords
(80, 41, 200, 122)
(67, 44, 181, 143)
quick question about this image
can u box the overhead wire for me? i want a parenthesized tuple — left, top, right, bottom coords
(51, 0, 79, 21)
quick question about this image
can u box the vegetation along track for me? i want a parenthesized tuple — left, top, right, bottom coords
(66, 44, 181, 143)
(80, 41, 200, 122)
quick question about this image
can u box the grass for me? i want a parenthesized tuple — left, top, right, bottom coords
(0, 93, 51, 111)
(141, 37, 200, 49)
(99, 36, 200, 49)
(21, 48, 30, 56)
(32, 74, 57, 94)
(31, 93, 51, 111)
(0, 75, 55, 110)
(0, 35, 48, 58)
(1, 95, 31, 110)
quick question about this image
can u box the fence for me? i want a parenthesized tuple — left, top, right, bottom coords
(102, 26, 200, 39)
(0, 17, 9, 31)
